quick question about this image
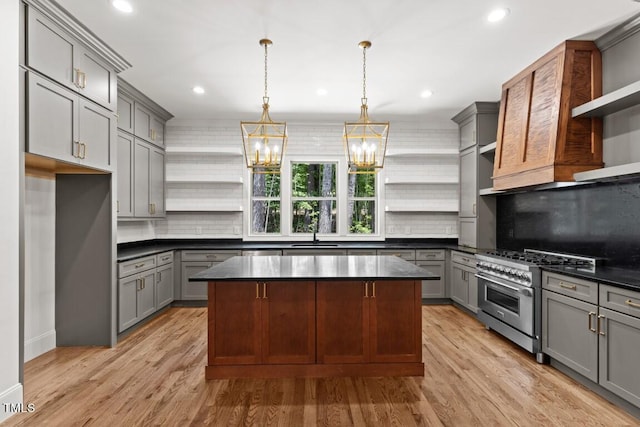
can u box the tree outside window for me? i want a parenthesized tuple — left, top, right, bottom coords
(347, 174, 375, 234)
(251, 171, 280, 233)
(291, 163, 336, 233)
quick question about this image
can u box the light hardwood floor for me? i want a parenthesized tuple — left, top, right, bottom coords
(4, 305, 639, 426)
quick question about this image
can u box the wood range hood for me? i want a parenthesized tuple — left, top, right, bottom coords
(492, 40, 603, 191)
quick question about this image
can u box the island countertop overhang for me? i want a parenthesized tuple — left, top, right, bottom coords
(190, 255, 440, 282)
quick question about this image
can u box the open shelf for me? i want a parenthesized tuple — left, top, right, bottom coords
(479, 187, 506, 196)
(479, 141, 497, 155)
(385, 201, 458, 213)
(165, 200, 243, 212)
(385, 148, 458, 157)
(384, 176, 458, 185)
(574, 162, 640, 182)
(165, 176, 243, 184)
(572, 80, 640, 118)
(165, 146, 243, 156)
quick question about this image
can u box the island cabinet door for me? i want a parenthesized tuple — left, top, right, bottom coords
(208, 281, 261, 365)
(369, 280, 422, 363)
(316, 281, 369, 364)
(261, 281, 316, 364)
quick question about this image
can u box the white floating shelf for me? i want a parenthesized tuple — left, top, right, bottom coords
(572, 80, 640, 118)
(386, 233, 459, 239)
(165, 146, 243, 156)
(165, 176, 243, 184)
(385, 201, 458, 213)
(165, 200, 243, 212)
(479, 187, 506, 196)
(385, 176, 458, 185)
(574, 162, 640, 182)
(479, 142, 497, 155)
(385, 148, 458, 157)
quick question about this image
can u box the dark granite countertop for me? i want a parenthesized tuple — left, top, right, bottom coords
(116, 238, 479, 262)
(542, 265, 640, 292)
(190, 255, 441, 281)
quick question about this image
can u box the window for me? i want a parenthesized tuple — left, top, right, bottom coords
(251, 172, 280, 233)
(291, 163, 337, 233)
(347, 174, 376, 234)
(247, 159, 379, 238)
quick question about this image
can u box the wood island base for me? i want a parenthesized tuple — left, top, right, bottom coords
(206, 362, 425, 379)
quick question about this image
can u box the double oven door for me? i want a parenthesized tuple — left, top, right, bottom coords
(476, 272, 534, 337)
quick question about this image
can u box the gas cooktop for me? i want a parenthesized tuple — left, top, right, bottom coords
(480, 249, 600, 270)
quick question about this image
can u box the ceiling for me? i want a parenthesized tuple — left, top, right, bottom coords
(56, 0, 640, 123)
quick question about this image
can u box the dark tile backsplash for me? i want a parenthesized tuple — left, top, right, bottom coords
(496, 180, 640, 267)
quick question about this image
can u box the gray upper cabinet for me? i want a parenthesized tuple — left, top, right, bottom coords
(134, 103, 153, 142)
(117, 93, 134, 134)
(459, 147, 477, 218)
(27, 72, 114, 171)
(26, 6, 117, 111)
(149, 148, 166, 216)
(117, 131, 134, 217)
(133, 138, 165, 218)
(150, 116, 165, 147)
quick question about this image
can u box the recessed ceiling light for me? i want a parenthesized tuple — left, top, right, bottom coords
(192, 86, 205, 95)
(111, 0, 133, 13)
(487, 8, 510, 23)
(316, 88, 328, 96)
(420, 90, 433, 99)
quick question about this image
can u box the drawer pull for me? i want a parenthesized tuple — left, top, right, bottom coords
(134, 263, 145, 268)
(462, 257, 470, 263)
(256, 282, 260, 299)
(588, 311, 596, 332)
(625, 299, 640, 309)
(206, 255, 218, 259)
(597, 315, 606, 336)
(559, 282, 577, 291)
(371, 281, 376, 298)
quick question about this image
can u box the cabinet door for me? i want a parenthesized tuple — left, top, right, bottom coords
(459, 146, 477, 218)
(26, 7, 77, 91)
(317, 281, 369, 364)
(370, 280, 422, 363)
(78, 98, 114, 171)
(155, 264, 174, 309)
(416, 261, 445, 298)
(133, 139, 151, 217)
(459, 118, 476, 151)
(209, 281, 261, 365)
(598, 307, 640, 408)
(77, 46, 117, 111)
(450, 264, 468, 306)
(181, 262, 213, 300)
(150, 116, 165, 147)
(467, 268, 478, 312)
(117, 93, 134, 133)
(27, 72, 78, 163)
(118, 275, 139, 332)
(542, 290, 598, 382)
(134, 104, 152, 142)
(261, 281, 315, 364)
(149, 147, 165, 216)
(117, 131, 134, 217)
(137, 271, 156, 320)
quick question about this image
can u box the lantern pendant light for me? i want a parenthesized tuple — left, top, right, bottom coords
(343, 41, 389, 174)
(241, 39, 288, 174)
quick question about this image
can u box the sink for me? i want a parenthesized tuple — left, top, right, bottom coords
(291, 243, 340, 247)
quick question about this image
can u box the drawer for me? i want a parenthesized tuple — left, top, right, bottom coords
(416, 249, 445, 261)
(347, 249, 377, 256)
(181, 250, 241, 262)
(156, 251, 174, 266)
(451, 251, 475, 268)
(600, 284, 640, 319)
(542, 272, 597, 304)
(118, 255, 156, 278)
(377, 249, 416, 261)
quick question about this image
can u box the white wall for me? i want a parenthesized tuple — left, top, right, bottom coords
(24, 176, 56, 361)
(118, 117, 459, 242)
(0, 0, 23, 422)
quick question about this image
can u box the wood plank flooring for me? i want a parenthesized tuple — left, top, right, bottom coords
(4, 305, 639, 426)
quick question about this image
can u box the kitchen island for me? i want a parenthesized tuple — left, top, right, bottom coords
(190, 255, 439, 379)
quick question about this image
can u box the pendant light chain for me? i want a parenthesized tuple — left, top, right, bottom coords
(264, 41, 269, 100)
(362, 44, 367, 101)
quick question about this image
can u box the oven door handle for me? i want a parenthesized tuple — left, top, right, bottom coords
(475, 273, 533, 297)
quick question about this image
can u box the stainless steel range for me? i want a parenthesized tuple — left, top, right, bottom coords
(475, 249, 599, 363)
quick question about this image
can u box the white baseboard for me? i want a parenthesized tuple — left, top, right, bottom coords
(0, 383, 24, 423)
(24, 330, 56, 362)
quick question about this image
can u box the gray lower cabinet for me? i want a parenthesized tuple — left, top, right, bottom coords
(180, 250, 241, 300)
(118, 251, 174, 333)
(416, 249, 446, 299)
(450, 251, 477, 312)
(542, 273, 640, 408)
(27, 71, 115, 171)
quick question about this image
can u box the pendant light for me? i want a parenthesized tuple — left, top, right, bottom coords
(241, 39, 287, 174)
(343, 41, 389, 174)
